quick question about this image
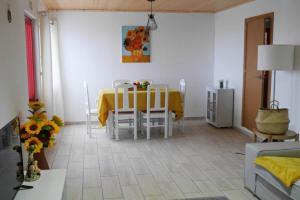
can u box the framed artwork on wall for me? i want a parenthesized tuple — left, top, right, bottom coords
(122, 26, 150, 63)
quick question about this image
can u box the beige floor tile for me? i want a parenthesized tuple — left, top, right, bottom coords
(84, 168, 101, 188)
(204, 170, 233, 191)
(101, 176, 123, 199)
(130, 158, 151, 175)
(226, 177, 244, 189)
(65, 178, 83, 200)
(145, 196, 166, 200)
(195, 180, 223, 196)
(158, 182, 184, 199)
(67, 161, 83, 178)
(85, 143, 98, 155)
(117, 165, 138, 186)
(70, 150, 84, 162)
(83, 187, 103, 200)
(113, 152, 130, 166)
(169, 172, 200, 193)
(137, 174, 162, 196)
(180, 162, 208, 181)
(149, 163, 172, 183)
(122, 185, 144, 200)
(100, 158, 117, 176)
(84, 155, 99, 168)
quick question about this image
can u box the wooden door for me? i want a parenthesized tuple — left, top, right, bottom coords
(242, 13, 273, 131)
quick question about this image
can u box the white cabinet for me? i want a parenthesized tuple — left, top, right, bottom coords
(206, 87, 234, 128)
(14, 169, 66, 200)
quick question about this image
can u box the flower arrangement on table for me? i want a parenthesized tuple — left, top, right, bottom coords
(20, 101, 64, 181)
(133, 80, 151, 90)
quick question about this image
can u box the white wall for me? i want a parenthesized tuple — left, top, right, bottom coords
(214, 0, 300, 132)
(0, 0, 39, 128)
(53, 11, 215, 122)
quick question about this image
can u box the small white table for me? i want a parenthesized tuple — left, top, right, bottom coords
(14, 169, 66, 200)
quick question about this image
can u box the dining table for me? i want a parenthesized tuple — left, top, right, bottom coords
(97, 88, 183, 126)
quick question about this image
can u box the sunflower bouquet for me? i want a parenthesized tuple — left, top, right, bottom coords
(20, 101, 64, 181)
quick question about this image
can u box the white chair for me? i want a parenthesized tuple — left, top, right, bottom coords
(178, 79, 186, 132)
(83, 81, 98, 134)
(112, 79, 131, 88)
(141, 84, 169, 139)
(110, 83, 138, 140)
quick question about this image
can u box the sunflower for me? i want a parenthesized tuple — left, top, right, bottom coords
(25, 120, 42, 135)
(19, 125, 30, 141)
(41, 120, 60, 134)
(28, 112, 47, 122)
(28, 101, 45, 111)
(52, 115, 64, 126)
(25, 137, 43, 153)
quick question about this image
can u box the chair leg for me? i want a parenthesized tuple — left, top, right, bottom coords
(164, 115, 168, 139)
(169, 112, 173, 136)
(105, 121, 108, 133)
(108, 113, 114, 139)
(147, 116, 150, 140)
(115, 118, 119, 141)
(134, 116, 137, 140)
(181, 118, 184, 133)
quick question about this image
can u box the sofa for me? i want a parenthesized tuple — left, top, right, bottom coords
(245, 142, 300, 200)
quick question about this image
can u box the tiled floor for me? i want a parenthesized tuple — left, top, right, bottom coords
(45, 120, 258, 200)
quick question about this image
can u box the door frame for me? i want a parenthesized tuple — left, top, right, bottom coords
(242, 12, 274, 129)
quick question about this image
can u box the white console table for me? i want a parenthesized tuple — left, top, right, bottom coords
(14, 169, 66, 200)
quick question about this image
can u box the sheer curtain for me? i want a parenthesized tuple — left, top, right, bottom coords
(49, 20, 64, 120)
(39, 13, 64, 120)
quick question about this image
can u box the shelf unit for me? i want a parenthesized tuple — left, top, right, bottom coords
(206, 87, 234, 128)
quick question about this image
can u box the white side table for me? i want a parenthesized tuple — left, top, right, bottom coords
(14, 169, 66, 200)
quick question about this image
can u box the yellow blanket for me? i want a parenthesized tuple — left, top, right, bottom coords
(255, 156, 300, 187)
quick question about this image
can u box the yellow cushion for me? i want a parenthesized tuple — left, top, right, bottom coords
(255, 156, 300, 187)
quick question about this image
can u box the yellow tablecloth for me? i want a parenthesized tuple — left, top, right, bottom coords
(97, 89, 183, 126)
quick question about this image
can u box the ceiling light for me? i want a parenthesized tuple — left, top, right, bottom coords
(146, 0, 157, 31)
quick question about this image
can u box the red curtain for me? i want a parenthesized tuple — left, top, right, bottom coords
(25, 16, 36, 101)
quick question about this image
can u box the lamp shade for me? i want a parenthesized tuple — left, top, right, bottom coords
(257, 45, 294, 71)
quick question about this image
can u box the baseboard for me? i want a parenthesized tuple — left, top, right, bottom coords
(64, 121, 86, 125)
(184, 116, 205, 120)
(234, 126, 254, 137)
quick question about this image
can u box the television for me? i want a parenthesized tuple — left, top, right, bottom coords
(0, 117, 24, 200)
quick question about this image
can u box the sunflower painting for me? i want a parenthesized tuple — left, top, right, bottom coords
(122, 26, 150, 63)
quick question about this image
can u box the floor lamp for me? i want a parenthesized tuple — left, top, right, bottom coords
(257, 45, 294, 108)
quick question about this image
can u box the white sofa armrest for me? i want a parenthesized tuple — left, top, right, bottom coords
(244, 142, 300, 192)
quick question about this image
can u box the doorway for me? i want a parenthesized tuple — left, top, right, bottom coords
(242, 13, 274, 131)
